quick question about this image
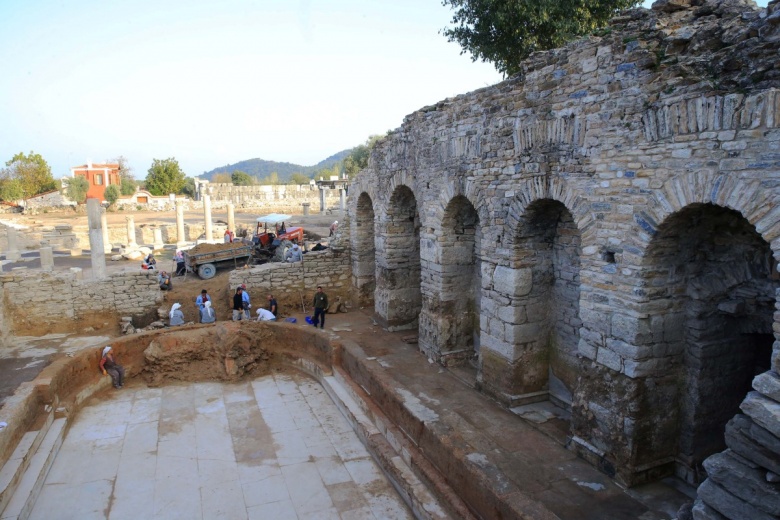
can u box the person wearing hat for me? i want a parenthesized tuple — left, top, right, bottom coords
(285, 244, 302, 263)
(329, 220, 338, 237)
(241, 283, 251, 320)
(200, 300, 216, 324)
(232, 287, 244, 321)
(169, 303, 185, 326)
(99, 346, 125, 389)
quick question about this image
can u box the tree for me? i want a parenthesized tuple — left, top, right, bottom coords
(120, 177, 137, 196)
(182, 177, 197, 199)
(343, 134, 383, 179)
(289, 172, 311, 185)
(442, 0, 639, 76)
(145, 158, 186, 196)
(104, 185, 120, 205)
(259, 172, 280, 185)
(2, 151, 57, 198)
(66, 175, 90, 203)
(212, 173, 232, 184)
(108, 155, 137, 195)
(0, 178, 24, 202)
(231, 170, 256, 186)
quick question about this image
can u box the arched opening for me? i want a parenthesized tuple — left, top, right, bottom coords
(437, 195, 481, 361)
(511, 199, 582, 408)
(644, 203, 777, 483)
(376, 185, 421, 331)
(353, 192, 376, 306)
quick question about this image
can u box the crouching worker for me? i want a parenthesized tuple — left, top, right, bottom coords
(200, 300, 216, 323)
(169, 303, 185, 326)
(158, 270, 173, 290)
(100, 346, 125, 389)
(256, 308, 276, 321)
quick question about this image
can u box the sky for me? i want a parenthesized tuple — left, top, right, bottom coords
(0, 0, 769, 179)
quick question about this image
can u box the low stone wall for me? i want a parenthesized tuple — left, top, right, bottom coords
(0, 269, 163, 337)
(228, 249, 352, 315)
(206, 184, 343, 213)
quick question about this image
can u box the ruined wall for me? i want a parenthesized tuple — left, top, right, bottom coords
(0, 269, 162, 337)
(348, 0, 780, 512)
(206, 183, 343, 213)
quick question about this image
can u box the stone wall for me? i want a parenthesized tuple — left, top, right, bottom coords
(0, 269, 162, 338)
(348, 0, 780, 512)
(206, 183, 343, 213)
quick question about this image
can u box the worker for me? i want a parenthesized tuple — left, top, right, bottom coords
(99, 346, 125, 389)
(143, 253, 157, 270)
(232, 287, 244, 321)
(241, 283, 251, 320)
(169, 303, 185, 326)
(285, 244, 302, 263)
(158, 270, 172, 290)
(200, 300, 216, 324)
(329, 220, 338, 236)
(267, 294, 278, 318)
(256, 308, 276, 321)
(224, 229, 232, 243)
(174, 250, 186, 276)
(312, 285, 328, 329)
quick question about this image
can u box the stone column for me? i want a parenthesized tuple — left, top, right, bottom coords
(40, 246, 54, 271)
(87, 198, 107, 279)
(339, 188, 346, 212)
(100, 208, 111, 254)
(5, 226, 20, 262)
(176, 199, 186, 247)
(319, 188, 326, 214)
(126, 216, 137, 248)
(153, 228, 164, 250)
(227, 202, 235, 233)
(203, 194, 213, 242)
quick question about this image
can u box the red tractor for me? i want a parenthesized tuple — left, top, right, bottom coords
(253, 214, 304, 263)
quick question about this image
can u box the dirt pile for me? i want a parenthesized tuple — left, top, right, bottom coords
(186, 241, 249, 255)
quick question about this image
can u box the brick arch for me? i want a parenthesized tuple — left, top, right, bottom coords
(504, 176, 594, 252)
(638, 173, 780, 259)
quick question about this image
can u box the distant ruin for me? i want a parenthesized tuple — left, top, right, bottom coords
(349, 0, 780, 516)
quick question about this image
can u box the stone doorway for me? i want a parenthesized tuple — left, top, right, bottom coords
(375, 185, 421, 331)
(352, 192, 376, 306)
(644, 203, 777, 484)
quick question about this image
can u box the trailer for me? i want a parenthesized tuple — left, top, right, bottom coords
(183, 243, 253, 279)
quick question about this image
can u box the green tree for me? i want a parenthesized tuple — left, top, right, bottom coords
(289, 172, 311, 185)
(0, 178, 24, 202)
(259, 172, 280, 185)
(145, 158, 186, 196)
(343, 134, 383, 179)
(442, 0, 638, 76)
(212, 172, 232, 184)
(182, 177, 197, 198)
(231, 170, 256, 186)
(104, 184, 120, 205)
(120, 177, 136, 196)
(3, 151, 57, 198)
(66, 175, 90, 203)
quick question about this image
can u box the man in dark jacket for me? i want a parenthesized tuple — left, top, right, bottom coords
(233, 287, 244, 321)
(312, 286, 328, 329)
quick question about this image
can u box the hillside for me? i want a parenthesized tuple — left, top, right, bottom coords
(201, 149, 351, 182)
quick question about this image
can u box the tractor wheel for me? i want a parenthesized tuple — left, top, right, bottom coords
(198, 263, 217, 279)
(273, 240, 294, 262)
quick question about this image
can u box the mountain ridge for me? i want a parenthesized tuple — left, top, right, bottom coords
(201, 149, 351, 182)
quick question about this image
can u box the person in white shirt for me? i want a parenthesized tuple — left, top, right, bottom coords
(256, 308, 276, 321)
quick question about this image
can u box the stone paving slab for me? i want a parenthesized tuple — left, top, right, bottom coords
(29, 373, 413, 520)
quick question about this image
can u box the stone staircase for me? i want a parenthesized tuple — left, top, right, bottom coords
(0, 409, 67, 520)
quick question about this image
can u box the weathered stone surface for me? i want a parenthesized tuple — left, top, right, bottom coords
(725, 414, 780, 476)
(741, 391, 780, 438)
(754, 371, 780, 402)
(691, 499, 727, 520)
(703, 450, 780, 516)
(697, 479, 776, 520)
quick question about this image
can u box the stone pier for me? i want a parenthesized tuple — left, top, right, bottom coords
(5, 227, 20, 262)
(203, 194, 213, 241)
(227, 202, 235, 233)
(153, 228, 164, 250)
(125, 216, 136, 248)
(100, 208, 111, 254)
(176, 200, 186, 247)
(87, 198, 107, 279)
(319, 188, 326, 214)
(339, 188, 346, 213)
(39, 246, 53, 271)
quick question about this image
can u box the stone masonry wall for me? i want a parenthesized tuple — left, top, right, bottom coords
(0, 269, 162, 338)
(348, 0, 780, 512)
(206, 184, 343, 213)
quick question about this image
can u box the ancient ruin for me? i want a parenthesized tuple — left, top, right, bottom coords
(1, 1, 779, 519)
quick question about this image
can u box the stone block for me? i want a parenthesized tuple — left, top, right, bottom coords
(578, 338, 597, 360)
(596, 347, 622, 372)
(492, 266, 532, 297)
(703, 451, 780, 516)
(741, 392, 780, 438)
(691, 500, 727, 520)
(725, 415, 780, 475)
(754, 371, 780, 403)
(697, 478, 775, 520)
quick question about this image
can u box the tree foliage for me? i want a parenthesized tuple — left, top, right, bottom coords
(145, 158, 186, 196)
(0, 179, 24, 202)
(104, 184, 120, 205)
(182, 177, 197, 199)
(66, 175, 90, 203)
(442, 0, 639, 76)
(108, 155, 138, 195)
(343, 135, 383, 179)
(258, 172, 280, 185)
(289, 172, 311, 185)
(120, 178, 136, 196)
(231, 170, 256, 186)
(212, 173, 232, 184)
(1, 151, 57, 199)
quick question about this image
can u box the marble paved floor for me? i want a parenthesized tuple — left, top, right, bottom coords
(31, 372, 412, 520)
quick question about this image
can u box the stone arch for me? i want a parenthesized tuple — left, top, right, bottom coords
(637, 202, 778, 483)
(351, 192, 377, 305)
(374, 184, 421, 331)
(418, 194, 483, 363)
(479, 189, 583, 409)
